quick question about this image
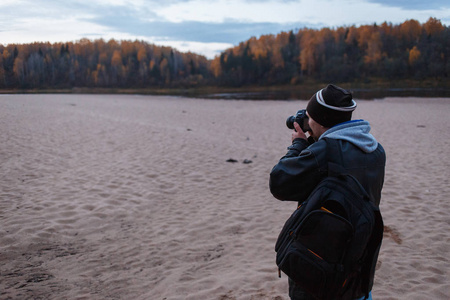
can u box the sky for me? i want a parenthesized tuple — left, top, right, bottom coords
(1, 0, 449, 59)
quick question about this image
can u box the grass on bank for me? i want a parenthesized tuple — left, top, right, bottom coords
(1, 78, 449, 99)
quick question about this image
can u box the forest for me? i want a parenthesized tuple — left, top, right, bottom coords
(0, 17, 448, 90)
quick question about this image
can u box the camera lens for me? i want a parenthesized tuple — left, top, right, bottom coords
(286, 116, 295, 129)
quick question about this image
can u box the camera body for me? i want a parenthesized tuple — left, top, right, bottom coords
(286, 109, 311, 132)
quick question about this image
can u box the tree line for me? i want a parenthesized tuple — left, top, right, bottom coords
(0, 18, 448, 90)
(0, 39, 211, 89)
(211, 17, 449, 86)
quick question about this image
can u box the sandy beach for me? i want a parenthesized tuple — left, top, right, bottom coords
(1, 94, 449, 300)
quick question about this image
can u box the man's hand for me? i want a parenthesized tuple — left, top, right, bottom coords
(292, 122, 307, 142)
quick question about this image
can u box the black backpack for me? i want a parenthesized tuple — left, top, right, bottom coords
(275, 138, 383, 300)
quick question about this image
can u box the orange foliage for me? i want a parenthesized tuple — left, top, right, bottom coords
(299, 29, 319, 75)
(111, 50, 122, 67)
(400, 19, 422, 43)
(424, 17, 444, 36)
(137, 47, 147, 63)
(408, 46, 421, 66)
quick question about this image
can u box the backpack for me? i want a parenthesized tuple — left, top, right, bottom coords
(275, 138, 384, 300)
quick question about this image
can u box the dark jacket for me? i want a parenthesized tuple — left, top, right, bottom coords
(270, 120, 386, 207)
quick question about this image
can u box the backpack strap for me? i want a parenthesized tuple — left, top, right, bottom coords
(324, 137, 370, 200)
(324, 137, 349, 177)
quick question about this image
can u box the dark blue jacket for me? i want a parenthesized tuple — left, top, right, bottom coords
(270, 120, 386, 207)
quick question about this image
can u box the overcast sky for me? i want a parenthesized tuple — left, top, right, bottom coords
(1, 0, 449, 58)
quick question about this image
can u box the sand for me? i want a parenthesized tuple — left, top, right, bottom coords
(0, 94, 449, 300)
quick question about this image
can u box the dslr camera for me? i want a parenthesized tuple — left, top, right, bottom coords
(286, 109, 311, 132)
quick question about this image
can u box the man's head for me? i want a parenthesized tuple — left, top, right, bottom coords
(305, 84, 356, 139)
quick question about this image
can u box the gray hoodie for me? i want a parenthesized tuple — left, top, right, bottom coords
(320, 120, 378, 153)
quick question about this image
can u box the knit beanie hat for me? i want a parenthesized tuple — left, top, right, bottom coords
(306, 84, 357, 127)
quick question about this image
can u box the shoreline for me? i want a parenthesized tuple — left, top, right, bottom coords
(1, 80, 450, 100)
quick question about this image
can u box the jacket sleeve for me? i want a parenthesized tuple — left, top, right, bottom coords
(269, 138, 327, 202)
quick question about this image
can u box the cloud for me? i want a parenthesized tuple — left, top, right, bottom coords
(366, 0, 450, 10)
(89, 8, 309, 44)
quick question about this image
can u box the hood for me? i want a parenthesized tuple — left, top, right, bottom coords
(319, 120, 378, 153)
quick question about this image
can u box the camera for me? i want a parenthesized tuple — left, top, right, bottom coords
(286, 109, 311, 132)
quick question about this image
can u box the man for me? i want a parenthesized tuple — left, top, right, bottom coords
(269, 84, 386, 300)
